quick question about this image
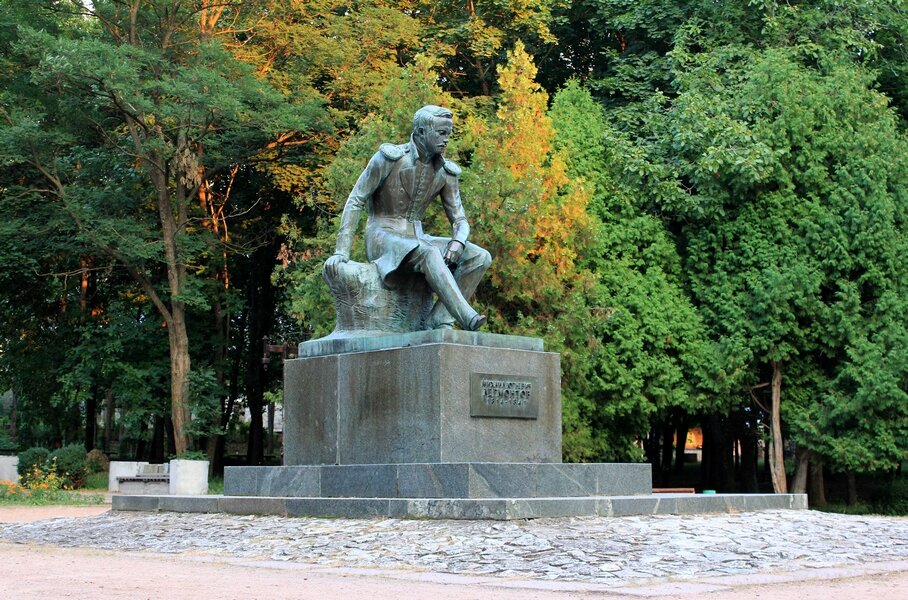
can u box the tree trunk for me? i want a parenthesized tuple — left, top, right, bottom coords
(9, 391, 16, 440)
(245, 242, 278, 465)
(645, 427, 661, 485)
(808, 459, 827, 507)
(134, 420, 147, 461)
(267, 401, 276, 458)
(164, 417, 177, 457)
(198, 162, 235, 477)
(207, 434, 227, 478)
(768, 360, 787, 493)
(246, 361, 264, 465)
(85, 380, 98, 452)
(846, 471, 858, 505)
(702, 415, 733, 491)
(739, 420, 760, 492)
(150, 415, 165, 463)
(206, 296, 229, 476)
(103, 388, 114, 454)
(145, 140, 193, 458)
(720, 418, 736, 492)
(660, 422, 673, 482)
(208, 305, 247, 476)
(702, 414, 734, 491)
(168, 303, 192, 455)
(700, 417, 714, 490)
(674, 417, 688, 476)
(69, 399, 82, 447)
(791, 446, 810, 494)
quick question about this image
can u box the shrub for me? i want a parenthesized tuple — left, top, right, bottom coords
(48, 444, 87, 488)
(871, 478, 908, 516)
(25, 461, 67, 492)
(85, 448, 109, 474)
(17, 447, 49, 479)
(176, 450, 208, 461)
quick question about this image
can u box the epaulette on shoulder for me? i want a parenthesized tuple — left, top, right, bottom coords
(379, 143, 405, 160)
(443, 159, 462, 176)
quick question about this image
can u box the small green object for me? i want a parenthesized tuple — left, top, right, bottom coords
(702, 489, 716, 494)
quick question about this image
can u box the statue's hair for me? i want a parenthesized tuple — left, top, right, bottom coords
(413, 105, 453, 132)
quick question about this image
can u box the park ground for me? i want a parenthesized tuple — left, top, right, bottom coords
(1, 504, 907, 600)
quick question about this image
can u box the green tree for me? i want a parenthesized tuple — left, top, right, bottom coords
(0, 1, 314, 454)
(548, 80, 713, 463)
(625, 41, 908, 492)
(415, 0, 565, 96)
(540, 0, 908, 491)
(461, 44, 616, 459)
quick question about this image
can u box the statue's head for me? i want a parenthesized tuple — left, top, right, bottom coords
(412, 105, 453, 158)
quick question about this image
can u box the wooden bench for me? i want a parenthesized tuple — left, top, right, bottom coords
(117, 466, 170, 495)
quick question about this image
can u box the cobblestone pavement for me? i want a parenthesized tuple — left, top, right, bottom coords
(1, 510, 907, 587)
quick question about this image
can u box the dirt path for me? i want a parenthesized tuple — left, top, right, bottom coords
(1, 505, 906, 599)
(0, 504, 111, 523)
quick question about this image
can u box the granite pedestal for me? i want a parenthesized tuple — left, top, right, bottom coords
(283, 330, 561, 465)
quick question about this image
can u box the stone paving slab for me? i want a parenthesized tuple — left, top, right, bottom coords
(0, 509, 906, 590)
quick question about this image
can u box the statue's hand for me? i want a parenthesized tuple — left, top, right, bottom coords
(443, 240, 465, 267)
(324, 253, 349, 278)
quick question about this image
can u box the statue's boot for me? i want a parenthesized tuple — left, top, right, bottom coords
(426, 242, 492, 330)
(412, 246, 485, 330)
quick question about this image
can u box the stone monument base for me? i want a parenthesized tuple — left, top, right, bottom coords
(111, 331, 809, 519)
(216, 461, 654, 519)
(203, 461, 804, 519)
(112, 489, 808, 520)
(284, 331, 562, 465)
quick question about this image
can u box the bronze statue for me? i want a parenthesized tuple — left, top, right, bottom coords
(324, 106, 491, 334)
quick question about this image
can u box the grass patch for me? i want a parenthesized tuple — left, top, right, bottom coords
(208, 477, 224, 495)
(812, 473, 908, 516)
(814, 502, 878, 516)
(817, 500, 908, 517)
(83, 471, 108, 490)
(0, 480, 106, 506)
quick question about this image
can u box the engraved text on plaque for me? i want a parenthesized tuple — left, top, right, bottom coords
(470, 373, 539, 419)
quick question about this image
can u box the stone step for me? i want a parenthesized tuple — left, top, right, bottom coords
(112, 492, 808, 520)
(224, 463, 652, 499)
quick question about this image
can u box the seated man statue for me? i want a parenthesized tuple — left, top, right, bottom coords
(324, 105, 491, 332)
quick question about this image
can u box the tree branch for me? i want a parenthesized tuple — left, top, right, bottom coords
(125, 264, 173, 326)
(749, 383, 770, 414)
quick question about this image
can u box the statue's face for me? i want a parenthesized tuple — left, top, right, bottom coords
(415, 117, 453, 156)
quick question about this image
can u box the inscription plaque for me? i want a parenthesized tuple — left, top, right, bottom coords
(470, 373, 539, 419)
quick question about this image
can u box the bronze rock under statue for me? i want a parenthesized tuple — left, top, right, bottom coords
(323, 105, 491, 337)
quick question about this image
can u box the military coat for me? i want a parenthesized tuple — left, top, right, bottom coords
(334, 138, 470, 282)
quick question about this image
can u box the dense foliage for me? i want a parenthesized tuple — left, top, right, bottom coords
(1, 1, 906, 501)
